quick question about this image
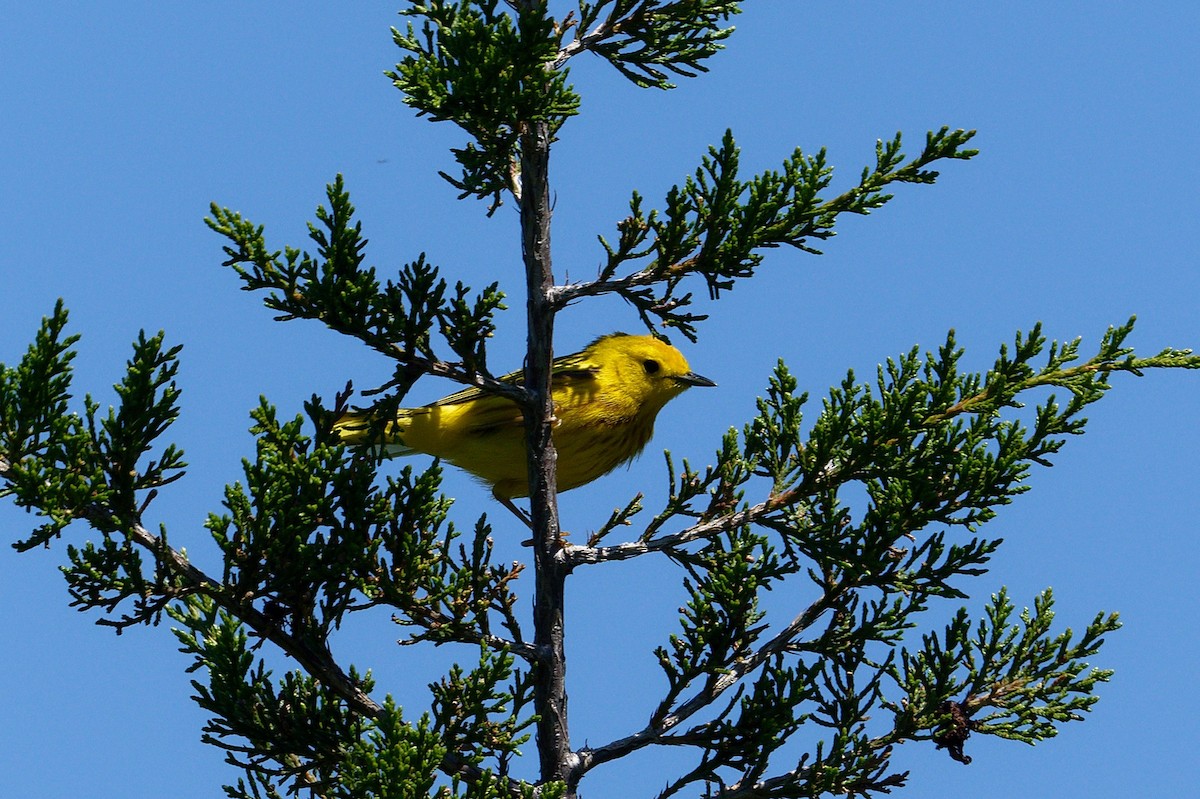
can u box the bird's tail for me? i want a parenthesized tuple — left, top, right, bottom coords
(332, 409, 416, 458)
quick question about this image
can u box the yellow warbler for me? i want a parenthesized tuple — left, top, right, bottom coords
(334, 333, 715, 500)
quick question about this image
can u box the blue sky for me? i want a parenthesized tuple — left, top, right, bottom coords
(2, 2, 1197, 796)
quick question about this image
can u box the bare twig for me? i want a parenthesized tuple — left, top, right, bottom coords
(562, 487, 804, 567)
(552, 4, 649, 69)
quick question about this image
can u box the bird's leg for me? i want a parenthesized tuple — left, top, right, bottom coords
(494, 491, 534, 530)
(497, 495, 554, 549)
(494, 491, 573, 548)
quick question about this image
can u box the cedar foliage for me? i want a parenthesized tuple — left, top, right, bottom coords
(3, 3, 1198, 797)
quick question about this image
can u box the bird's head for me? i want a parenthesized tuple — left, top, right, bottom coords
(587, 333, 716, 412)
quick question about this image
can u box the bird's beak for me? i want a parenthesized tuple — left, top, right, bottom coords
(675, 371, 717, 388)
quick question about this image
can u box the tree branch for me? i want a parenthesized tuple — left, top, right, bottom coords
(573, 587, 837, 776)
(546, 169, 925, 311)
(397, 604, 541, 663)
(365, 348, 532, 406)
(517, 117, 576, 787)
(553, 3, 650, 69)
(0, 454, 529, 796)
(562, 486, 806, 567)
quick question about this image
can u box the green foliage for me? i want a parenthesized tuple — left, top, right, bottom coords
(562, 321, 1196, 794)
(206, 398, 383, 641)
(3, 3, 1198, 798)
(0, 301, 92, 544)
(389, 0, 581, 210)
(358, 468, 526, 653)
(337, 701, 445, 799)
(654, 523, 785, 712)
(0, 303, 189, 625)
(387, 0, 741, 208)
(889, 588, 1119, 764)
(172, 598, 384, 792)
(572, 1, 741, 89)
(171, 597, 490, 799)
(558, 127, 978, 340)
(430, 646, 537, 771)
(169, 595, 542, 798)
(207, 176, 508, 395)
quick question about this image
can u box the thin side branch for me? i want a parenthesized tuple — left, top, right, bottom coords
(562, 486, 804, 566)
(573, 588, 837, 776)
(360, 349, 529, 404)
(546, 169, 930, 310)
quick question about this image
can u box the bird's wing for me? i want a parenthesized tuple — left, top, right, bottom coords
(426, 351, 600, 408)
(547, 348, 602, 387)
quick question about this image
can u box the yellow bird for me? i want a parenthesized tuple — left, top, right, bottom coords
(333, 333, 715, 500)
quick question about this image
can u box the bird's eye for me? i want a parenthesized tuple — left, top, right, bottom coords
(643, 359, 661, 375)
